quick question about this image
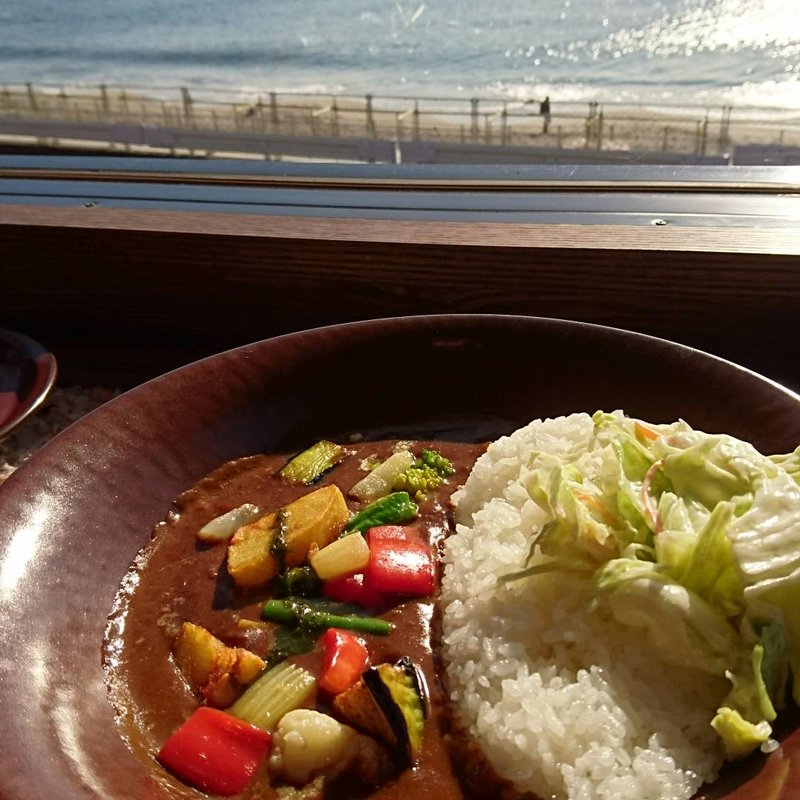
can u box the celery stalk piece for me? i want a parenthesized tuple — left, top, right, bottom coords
(279, 441, 346, 485)
(197, 503, 262, 543)
(228, 662, 315, 731)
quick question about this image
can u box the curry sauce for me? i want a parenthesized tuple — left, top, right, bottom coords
(103, 438, 528, 800)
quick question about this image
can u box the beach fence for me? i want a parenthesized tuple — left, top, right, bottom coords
(1, 82, 799, 163)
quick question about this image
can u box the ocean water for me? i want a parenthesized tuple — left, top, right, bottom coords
(1, 0, 799, 108)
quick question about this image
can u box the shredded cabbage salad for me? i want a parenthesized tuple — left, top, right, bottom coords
(505, 410, 800, 759)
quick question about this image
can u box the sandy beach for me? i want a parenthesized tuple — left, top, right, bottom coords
(1, 83, 799, 160)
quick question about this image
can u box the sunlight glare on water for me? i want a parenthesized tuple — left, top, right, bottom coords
(621, 0, 800, 57)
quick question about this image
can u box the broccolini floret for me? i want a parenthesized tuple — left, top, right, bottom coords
(392, 449, 455, 502)
(275, 566, 322, 598)
(418, 448, 455, 476)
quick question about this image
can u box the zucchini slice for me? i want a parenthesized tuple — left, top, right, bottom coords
(280, 441, 346, 485)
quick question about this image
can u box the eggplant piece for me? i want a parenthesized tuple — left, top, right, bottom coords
(332, 657, 428, 767)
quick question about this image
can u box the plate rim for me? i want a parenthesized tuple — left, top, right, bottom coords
(0, 327, 58, 441)
(1, 313, 799, 800)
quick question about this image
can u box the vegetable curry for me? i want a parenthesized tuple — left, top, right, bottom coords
(104, 438, 511, 800)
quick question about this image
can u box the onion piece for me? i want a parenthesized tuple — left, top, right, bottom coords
(311, 533, 371, 580)
(198, 503, 262, 543)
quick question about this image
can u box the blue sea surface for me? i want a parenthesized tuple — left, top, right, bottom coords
(1, 0, 798, 107)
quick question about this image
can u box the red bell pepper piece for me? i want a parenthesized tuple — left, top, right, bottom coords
(318, 628, 370, 695)
(158, 706, 272, 796)
(363, 526, 436, 597)
(365, 525, 415, 540)
(324, 572, 386, 608)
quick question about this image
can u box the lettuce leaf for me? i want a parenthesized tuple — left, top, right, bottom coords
(744, 570, 800, 705)
(594, 561, 743, 675)
(510, 411, 800, 759)
(524, 458, 621, 572)
(710, 707, 772, 760)
(756, 620, 789, 711)
(770, 445, 800, 486)
(671, 501, 744, 619)
(721, 645, 777, 725)
(728, 469, 800, 585)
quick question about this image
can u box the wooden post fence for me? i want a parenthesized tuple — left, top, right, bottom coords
(180, 87, 193, 126)
(366, 94, 376, 137)
(269, 92, 279, 126)
(26, 82, 37, 112)
(3, 81, 800, 160)
(331, 98, 339, 136)
(470, 98, 479, 141)
(596, 110, 604, 150)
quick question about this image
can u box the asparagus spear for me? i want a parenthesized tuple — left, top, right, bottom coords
(262, 598, 393, 636)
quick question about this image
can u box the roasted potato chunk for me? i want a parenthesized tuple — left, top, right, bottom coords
(226, 486, 348, 589)
(281, 485, 349, 567)
(227, 512, 280, 587)
(173, 621, 265, 708)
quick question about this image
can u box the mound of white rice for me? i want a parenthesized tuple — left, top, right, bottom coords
(441, 413, 729, 800)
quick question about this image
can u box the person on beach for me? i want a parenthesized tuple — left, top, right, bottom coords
(540, 96, 551, 133)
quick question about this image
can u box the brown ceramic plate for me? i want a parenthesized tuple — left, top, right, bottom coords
(0, 328, 57, 440)
(0, 315, 798, 800)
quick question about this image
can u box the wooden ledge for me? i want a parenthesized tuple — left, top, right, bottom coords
(3, 204, 800, 255)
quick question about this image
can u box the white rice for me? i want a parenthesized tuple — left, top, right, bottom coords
(441, 413, 728, 800)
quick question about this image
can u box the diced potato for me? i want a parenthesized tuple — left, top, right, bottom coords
(173, 622, 265, 708)
(226, 487, 348, 588)
(281, 485, 350, 567)
(227, 512, 280, 587)
(237, 618, 269, 631)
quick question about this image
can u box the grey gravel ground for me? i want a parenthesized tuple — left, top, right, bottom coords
(0, 386, 119, 483)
